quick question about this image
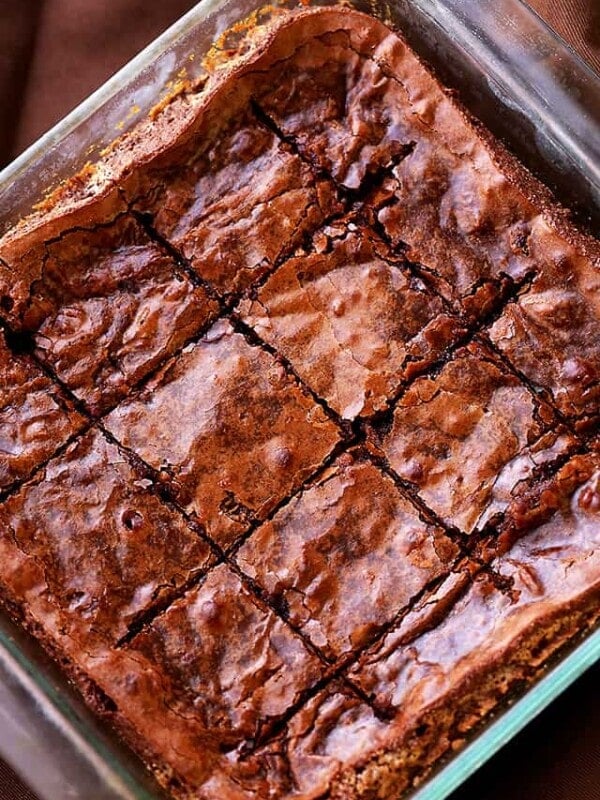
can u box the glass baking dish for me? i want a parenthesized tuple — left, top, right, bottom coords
(1, 1, 599, 798)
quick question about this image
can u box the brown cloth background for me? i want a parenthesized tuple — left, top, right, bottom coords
(0, 1, 599, 798)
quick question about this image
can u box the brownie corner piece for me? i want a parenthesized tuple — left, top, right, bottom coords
(0, 329, 85, 490)
(346, 452, 600, 794)
(251, 9, 538, 314)
(0, 427, 213, 646)
(105, 319, 342, 548)
(236, 449, 459, 660)
(80, 562, 328, 799)
(238, 222, 464, 420)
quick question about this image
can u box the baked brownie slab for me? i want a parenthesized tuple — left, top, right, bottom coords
(369, 340, 576, 534)
(0, 7, 599, 800)
(238, 222, 465, 419)
(105, 319, 342, 548)
(488, 221, 600, 423)
(236, 451, 458, 660)
(0, 330, 85, 490)
(0, 428, 213, 645)
(1, 214, 217, 416)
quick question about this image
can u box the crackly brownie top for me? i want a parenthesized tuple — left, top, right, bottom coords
(127, 104, 341, 296)
(2, 215, 217, 416)
(128, 564, 324, 747)
(237, 451, 458, 659)
(0, 7, 599, 800)
(350, 451, 600, 720)
(488, 224, 600, 423)
(248, 14, 544, 313)
(105, 319, 341, 548)
(0, 428, 214, 644)
(368, 340, 576, 534)
(238, 222, 464, 419)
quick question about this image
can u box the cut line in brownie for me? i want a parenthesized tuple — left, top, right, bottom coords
(340, 456, 600, 796)
(236, 450, 459, 661)
(248, 13, 547, 316)
(238, 221, 466, 420)
(477, 448, 600, 561)
(0, 428, 214, 646)
(105, 319, 342, 549)
(368, 339, 577, 535)
(488, 221, 600, 425)
(0, 330, 86, 491)
(219, 680, 391, 799)
(125, 564, 325, 752)
(0, 214, 218, 416)
(123, 91, 342, 297)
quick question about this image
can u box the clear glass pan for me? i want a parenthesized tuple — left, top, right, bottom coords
(0, 1, 599, 798)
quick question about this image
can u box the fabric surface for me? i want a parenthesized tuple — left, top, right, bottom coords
(0, 1, 599, 799)
(528, 0, 600, 72)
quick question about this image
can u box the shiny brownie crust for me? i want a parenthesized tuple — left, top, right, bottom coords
(0, 7, 600, 800)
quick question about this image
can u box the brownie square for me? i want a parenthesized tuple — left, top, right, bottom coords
(105, 320, 341, 548)
(0, 331, 85, 490)
(236, 451, 458, 660)
(238, 224, 464, 419)
(377, 141, 537, 315)
(127, 564, 324, 750)
(348, 567, 493, 712)
(370, 341, 575, 534)
(253, 24, 408, 191)
(0, 428, 213, 644)
(129, 106, 339, 296)
(488, 222, 600, 422)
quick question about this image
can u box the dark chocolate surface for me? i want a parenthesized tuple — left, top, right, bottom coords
(252, 18, 542, 314)
(238, 223, 464, 419)
(488, 222, 600, 422)
(105, 319, 342, 548)
(2, 215, 217, 415)
(369, 340, 576, 534)
(0, 330, 85, 490)
(0, 428, 214, 644)
(128, 106, 340, 296)
(236, 451, 458, 660)
(0, 7, 599, 800)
